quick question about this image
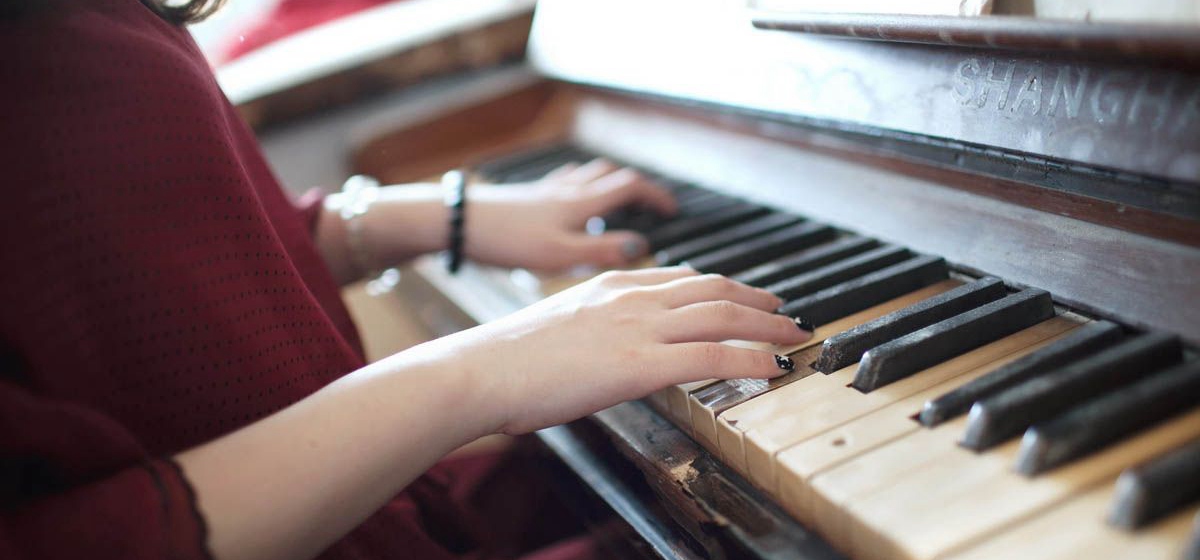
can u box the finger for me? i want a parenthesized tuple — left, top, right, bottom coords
(660, 301, 810, 346)
(560, 231, 651, 268)
(659, 342, 795, 383)
(540, 162, 580, 182)
(648, 273, 782, 310)
(585, 168, 677, 217)
(562, 158, 620, 184)
(595, 266, 700, 286)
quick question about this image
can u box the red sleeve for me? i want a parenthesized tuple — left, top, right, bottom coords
(0, 381, 211, 560)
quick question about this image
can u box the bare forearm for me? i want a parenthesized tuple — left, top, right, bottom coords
(177, 346, 490, 560)
(315, 185, 448, 285)
(171, 265, 806, 560)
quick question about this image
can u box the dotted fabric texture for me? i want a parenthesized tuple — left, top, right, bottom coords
(0, 2, 542, 559)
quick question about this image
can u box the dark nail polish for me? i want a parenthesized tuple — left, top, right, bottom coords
(793, 317, 815, 333)
(621, 238, 646, 259)
(775, 354, 795, 372)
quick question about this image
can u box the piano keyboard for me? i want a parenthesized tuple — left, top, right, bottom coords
(473, 143, 1200, 560)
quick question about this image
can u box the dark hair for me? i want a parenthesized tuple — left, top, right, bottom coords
(140, 0, 227, 25)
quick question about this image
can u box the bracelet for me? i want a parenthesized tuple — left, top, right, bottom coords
(442, 169, 468, 274)
(331, 174, 381, 277)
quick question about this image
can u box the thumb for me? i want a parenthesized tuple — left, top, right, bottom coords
(564, 231, 649, 267)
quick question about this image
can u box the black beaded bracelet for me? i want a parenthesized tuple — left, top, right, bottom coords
(442, 169, 468, 274)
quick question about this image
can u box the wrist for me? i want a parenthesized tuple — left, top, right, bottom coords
(362, 186, 448, 264)
(315, 195, 361, 285)
(371, 333, 508, 440)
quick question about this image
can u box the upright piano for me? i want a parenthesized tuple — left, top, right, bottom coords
(328, 1, 1200, 558)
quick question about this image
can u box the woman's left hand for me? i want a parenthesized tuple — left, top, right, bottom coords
(463, 159, 676, 271)
(320, 159, 677, 283)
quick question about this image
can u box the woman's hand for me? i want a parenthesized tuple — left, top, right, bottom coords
(463, 159, 676, 271)
(411, 267, 812, 435)
(317, 159, 677, 284)
(181, 267, 809, 560)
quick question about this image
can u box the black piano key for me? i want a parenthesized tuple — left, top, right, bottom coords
(645, 203, 771, 251)
(651, 187, 711, 211)
(603, 191, 736, 233)
(599, 208, 667, 233)
(507, 160, 581, 182)
(814, 277, 1008, 374)
(475, 144, 587, 180)
(1107, 437, 1200, 530)
(918, 320, 1124, 427)
(675, 193, 742, 217)
(765, 245, 911, 301)
(683, 222, 836, 276)
(643, 176, 695, 195)
(850, 289, 1054, 393)
(731, 236, 880, 288)
(655, 213, 801, 266)
(494, 149, 597, 182)
(674, 188, 720, 206)
(1015, 360, 1200, 476)
(960, 332, 1183, 451)
(779, 255, 949, 327)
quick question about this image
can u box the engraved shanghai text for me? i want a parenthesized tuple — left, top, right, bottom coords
(952, 57, 1199, 135)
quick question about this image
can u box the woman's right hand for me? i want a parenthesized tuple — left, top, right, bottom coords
(179, 267, 810, 560)
(409, 266, 812, 435)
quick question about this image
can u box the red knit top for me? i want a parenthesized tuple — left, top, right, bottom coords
(0, 2, 519, 559)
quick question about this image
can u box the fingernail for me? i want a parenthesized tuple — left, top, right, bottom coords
(775, 354, 795, 372)
(793, 316, 815, 333)
(621, 238, 646, 259)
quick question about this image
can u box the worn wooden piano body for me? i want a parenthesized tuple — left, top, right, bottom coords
(276, 1, 1200, 558)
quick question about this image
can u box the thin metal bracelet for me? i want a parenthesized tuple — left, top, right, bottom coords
(333, 174, 381, 278)
(442, 169, 468, 274)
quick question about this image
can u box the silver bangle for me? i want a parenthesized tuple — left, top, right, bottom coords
(330, 174, 381, 277)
